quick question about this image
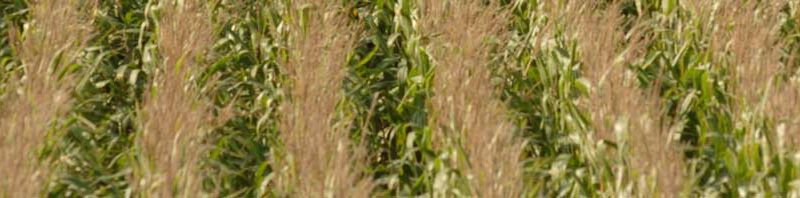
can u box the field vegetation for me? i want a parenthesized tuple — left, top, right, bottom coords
(2, 0, 800, 197)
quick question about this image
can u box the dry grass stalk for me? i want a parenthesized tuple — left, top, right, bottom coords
(426, 1, 523, 197)
(0, 0, 89, 196)
(760, 1, 800, 149)
(138, 0, 216, 196)
(572, 2, 625, 142)
(574, 2, 623, 87)
(768, 83, 800, 148)
(276, 1, 372, 197)
(711, 0, 782, 104)
(627, 96, 685, 197)
(573, 2, 685, 196)
(713, 0, 800, 153)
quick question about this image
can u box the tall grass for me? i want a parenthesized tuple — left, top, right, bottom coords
(2, 0, 800, 197)
(626, 0, 799, 196)
(772, 1, 800, 149)
(135, 0, 217, 196)
(0, 0, 88, 196)
(425, 1, 523, 197)
(274, 0, 372, 196)
(574, 1, 686, 196)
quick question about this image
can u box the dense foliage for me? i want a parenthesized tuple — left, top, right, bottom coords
(2, 0, 800, 197)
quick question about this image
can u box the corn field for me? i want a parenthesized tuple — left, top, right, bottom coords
(2, 0, 800, 197)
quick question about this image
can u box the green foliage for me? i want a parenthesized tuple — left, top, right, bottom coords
(0, 0, 26, 101)
(631, 1, 735, 194)
(496, 1, 605, 196)
(629, 0, 799, 196)
(343, 0, 440, 196)
(2, 0, 800, 197)
(44, 0, 158, 196)
(198, 0, 289, 196)
(779, 2, 800, 81)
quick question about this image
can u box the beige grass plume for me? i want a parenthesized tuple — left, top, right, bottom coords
(275, 0, 373, 197)
(425, 1, 524, 197)
(0, 0, 90, 196)
(137, 0, 219, 196)
(572, 2, 685, 196)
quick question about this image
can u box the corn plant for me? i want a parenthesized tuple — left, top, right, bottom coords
(779, 1, 800, 80)
(492, 1, 613, 196)
(342, 0, 441, 196)
(198, 0, 289, 196)
(1, 0, 800, 197)
(629, 0, 800, 196)
(43, 0, 158, 196)
(0, 0, 26, 101)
